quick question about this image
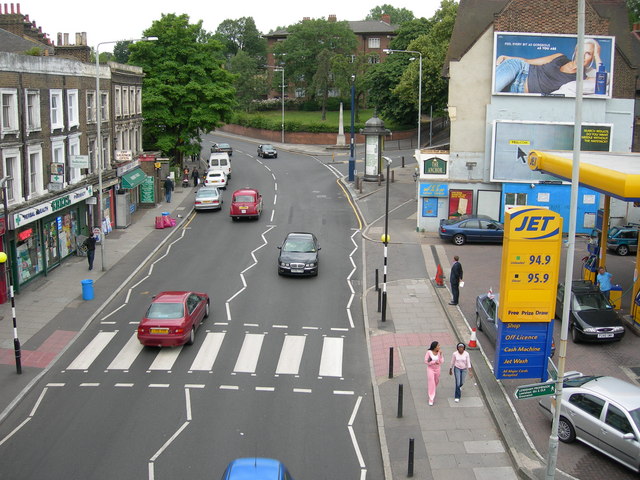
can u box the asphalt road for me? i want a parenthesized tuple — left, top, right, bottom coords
(439, 236, 639, 479)
(0, 137, 383, 480)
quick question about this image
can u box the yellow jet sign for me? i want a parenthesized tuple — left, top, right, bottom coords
(498, 206, 562, 323)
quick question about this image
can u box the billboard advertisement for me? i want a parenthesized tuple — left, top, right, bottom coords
(491, 121, 612, 183)
(493, 32, 615, 98)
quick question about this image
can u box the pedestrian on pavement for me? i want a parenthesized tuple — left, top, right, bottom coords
(424, 341, 444, 405)
(191, 168, 200, 186)
(164, 175, 174, 203)
(449, 255, 463, 305)
(596, 266, 613, 301)
(449, 342, 472, 402)
(82, 232, 97, 271)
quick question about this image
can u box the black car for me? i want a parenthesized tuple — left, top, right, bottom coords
(556, 280, 625, 343)
(211, 142, 233, 156)
(257, 144, 278, 158)
(439, 215, 503, 245)
(277, 232, 320, 276)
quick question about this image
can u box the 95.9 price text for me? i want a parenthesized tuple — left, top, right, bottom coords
(528, 273, 550, 283)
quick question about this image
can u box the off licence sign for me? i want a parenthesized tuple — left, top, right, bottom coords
(514, 382, 555, 400)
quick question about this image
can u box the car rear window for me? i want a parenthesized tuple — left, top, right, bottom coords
(146, 302, 184, 319)
(234, 195, 254, 202)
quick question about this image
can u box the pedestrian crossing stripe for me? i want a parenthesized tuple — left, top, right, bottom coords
(65, 331, 345, 378)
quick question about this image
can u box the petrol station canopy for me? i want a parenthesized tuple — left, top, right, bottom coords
(528, 150, 640, 202)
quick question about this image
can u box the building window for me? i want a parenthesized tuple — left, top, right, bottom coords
(116, 129, 123, 150)
(114, 87, 121, 117)
(295, 88, 306, 98)
(86, 91, 96, 123)
(136, 87, 142, 114)
(505, 192, 528, 209)
(2, 148, 21, 204)
(328, 88, 340, 98)
(67, 89, 79, 128)
(50, 89, 64, 130)
(101, 134, 110, 168)
(368, 54, 380, 64)
(69, 136, 80, 183)
(25, 90, 41, 131)
(27, 146, 44, 197)
(88, 137, 96, 173)
(1, 89, 19, 135)
(129, 88, 136, 115)
(368, 37, 380, 49)
(100, 92, 109, 121)
(123, 87, 130, 116)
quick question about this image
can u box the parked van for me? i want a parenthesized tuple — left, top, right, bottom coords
(207, 152, 231, 178)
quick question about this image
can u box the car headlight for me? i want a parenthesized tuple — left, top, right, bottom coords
(612, 326, 625, 332)
(583, 327, 598, 333)
(306, 262, 316, 267)
(280, 262, 289, 267)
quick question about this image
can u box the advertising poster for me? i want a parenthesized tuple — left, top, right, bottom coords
(493, 33, 615, 98)
(448, 190, 473, 218)
(492, 121, 612, 182)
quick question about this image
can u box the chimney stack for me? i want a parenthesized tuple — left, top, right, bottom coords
(328, 14, 337, 22)
(381, 14, 391, 24)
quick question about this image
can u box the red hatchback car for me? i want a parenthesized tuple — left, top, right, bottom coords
(137, 291, 209, 347)
(230, 188, 263, 221)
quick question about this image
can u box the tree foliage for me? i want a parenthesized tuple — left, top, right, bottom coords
(128, 13, 237, 164)
(366, 5, 415, 24)
(628, 0, 640, 23)
(272, 19, 357, 103)
(215, 17, 266, 61)
(228, 50, 268, 111)
(113, 41, 131, 64)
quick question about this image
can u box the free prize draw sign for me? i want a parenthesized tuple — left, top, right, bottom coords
(495, 207, 562, 380)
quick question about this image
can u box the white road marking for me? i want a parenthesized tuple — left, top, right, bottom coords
(275, 335, 306, 375)
(319, 337, 343, 377)
(189, 332, 225, 371)
(234, 333, 264, 373)
(108, 333, 144, 370)
(67, 331, 117, 370)
(148, 347, 182, 371)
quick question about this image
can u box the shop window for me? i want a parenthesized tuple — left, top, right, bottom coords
(15, 223, 44, 284)
(505, 192, 527, 209)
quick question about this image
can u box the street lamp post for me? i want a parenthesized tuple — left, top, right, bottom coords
(381, 157, 392, 322)
(95, 37, 156, 272)
(0, 176, 21, 374)
(383, 49, 422, 149)
(265, 65, 285, 143)
(349, 75, 356, 182)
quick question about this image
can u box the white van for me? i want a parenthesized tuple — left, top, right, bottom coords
(207, 152, 231, 178)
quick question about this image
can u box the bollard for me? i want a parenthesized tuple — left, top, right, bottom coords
(377, 288, 381, 312)
(388, 346, 394, 379)
(375, 268, 379, 291)
(401, 156, 405, 168)
(408, 438, 415, 477)
(359, 178, 363, 194)
(397, 384, 404, 418)
(378, 174, 382, 186)
(392, 170, 395, 183)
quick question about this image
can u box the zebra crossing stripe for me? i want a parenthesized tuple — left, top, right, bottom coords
(275, 335, 306, 375)
(67, 331, 117, 370)
(149, 347, 182, 371)
(319, 337, 343, 377)
(189, 332, 225, 371)
(108, 333, 144, 370)
(234, 333, 264, 373)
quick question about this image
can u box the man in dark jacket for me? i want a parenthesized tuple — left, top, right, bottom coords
(449, 255, 463, 305)
(164, 175, 174, 203)
(191, 168, 200, 186)
(83, 232, 97, 271)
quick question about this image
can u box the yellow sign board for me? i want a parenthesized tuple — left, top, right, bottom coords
(498, 206, 562, 322)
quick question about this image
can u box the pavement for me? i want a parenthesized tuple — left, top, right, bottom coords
(0, 136, 572, 480)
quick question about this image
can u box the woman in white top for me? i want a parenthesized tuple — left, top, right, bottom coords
(449, 342, 472, 402)
(424, 341, 444, 406)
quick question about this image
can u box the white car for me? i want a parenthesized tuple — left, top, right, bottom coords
(203, 170, 227, 189)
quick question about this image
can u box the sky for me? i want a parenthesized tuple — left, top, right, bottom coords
(16, 0, 444, 50)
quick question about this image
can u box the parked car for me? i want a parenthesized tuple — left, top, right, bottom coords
(220, 458, 295, 480)
(230, 188, 262, 220)
(439, 215, 504, 245)
(211, 142, 233, 156)
(556, 280, 625, 343)
(137, 291, 209, 347)
(277, 232, 320, 276)
(476, 291, 555, 356)
(539, 374, 640, 473)
(203, 170, 227, 189)
(606, 224, 639, 256)
(257, 144, 278, 158)
(194, 187, 223, 211)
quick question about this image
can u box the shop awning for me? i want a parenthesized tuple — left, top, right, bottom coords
(528, 150, 640, 202)
(120, 168, 147, 189)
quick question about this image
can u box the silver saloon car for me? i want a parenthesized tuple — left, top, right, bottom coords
(539, 374, 640, 473)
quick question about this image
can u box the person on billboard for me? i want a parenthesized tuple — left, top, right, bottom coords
(494, 38, 601, 94)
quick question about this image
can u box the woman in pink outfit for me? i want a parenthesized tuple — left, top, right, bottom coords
(424, 341, 444, 405)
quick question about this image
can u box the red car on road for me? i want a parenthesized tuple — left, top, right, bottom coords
(137, 291, 209, 347)
(230, 188, 263, 221)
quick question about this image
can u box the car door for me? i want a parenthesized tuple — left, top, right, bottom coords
(484, 297, 499, 344)
(601, 402, 640, 470)
(187, 294, 204, 328)
(566, 392, 606, 449)
(479, 220, 503, 242)
(461, 219, 481, 241)
(555, 284, 565, 318)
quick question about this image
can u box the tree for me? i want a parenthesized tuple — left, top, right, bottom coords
(628, 0, 639, 23)
(128, 14, 237, 164)
(228, 50, 269, 110)
(272, 19, 357, 104)
(113, 41, 132, 64)
(215, 17, 266, 61)
(366, 5, 415, 24)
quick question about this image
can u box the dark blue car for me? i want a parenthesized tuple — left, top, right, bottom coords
(439, 215, 504, 245)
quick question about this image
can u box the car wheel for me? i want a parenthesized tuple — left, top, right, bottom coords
(571, 324, 581, 343)
(617, 245, 629, 256)
(187, 327, 195, 346)
(274, 154, 278, 158)
(453, 234, 466, 245)
(231, 216, 237, 221)
(558, 416, 576, 443)
(475, 313, 483, 331)
(204, 301, 210, 318)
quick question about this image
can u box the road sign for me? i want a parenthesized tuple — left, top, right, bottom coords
(514, 382, 555, 400)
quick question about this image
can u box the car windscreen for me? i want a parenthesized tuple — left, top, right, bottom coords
(573, 292, 612, 311)
(563, 375, 602, 388)
(283, 239, 315, 252)
(629, 407, 640, 432)
(146, 302, 184, 319)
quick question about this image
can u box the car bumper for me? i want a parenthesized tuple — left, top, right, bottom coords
(138, 332, 190, 347)
(278, 265, 318, 276)
(574, 328, 625, 342)
(195, 203, 222, 211)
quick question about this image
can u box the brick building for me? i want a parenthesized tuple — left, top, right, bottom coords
(0, 4, 147, 297)
(414, 0, 640, 234)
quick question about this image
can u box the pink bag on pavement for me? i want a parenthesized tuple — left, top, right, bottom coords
(155, 216, 165, 229)
(169, 217, 177, 227)
(162, 215, 173, 228)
